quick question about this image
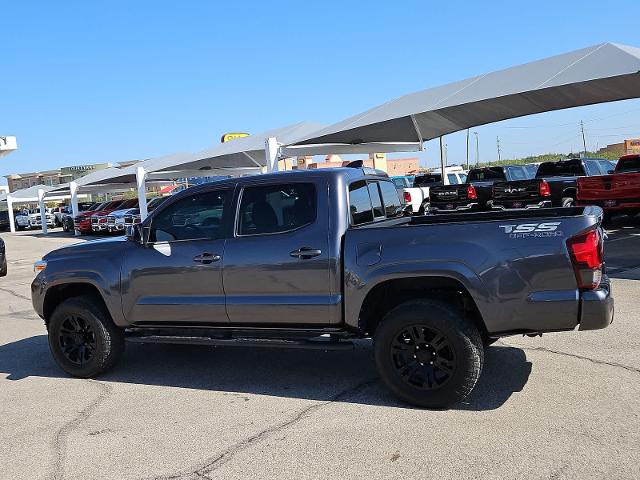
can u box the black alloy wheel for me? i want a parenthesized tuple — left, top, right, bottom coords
(374, 299, 484, 408)
(390, 325, 456, 390)
(58, 315, 97, 365)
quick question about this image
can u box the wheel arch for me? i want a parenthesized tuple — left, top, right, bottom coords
(356, 275, 489, 339)
(43, 282, 111, 326)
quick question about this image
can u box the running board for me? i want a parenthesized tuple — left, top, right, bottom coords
(125, 334, 354, 350)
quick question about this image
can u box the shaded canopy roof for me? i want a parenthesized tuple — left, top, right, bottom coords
(78, 122, 324, 187)
(5, 184, 56, 201)
(293, 42, 640, 145)
(151, 121, 326, 173)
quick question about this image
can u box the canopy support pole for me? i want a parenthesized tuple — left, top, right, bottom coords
(70, 181, 80, 236)
(439, 136, 448, 185)
(38, 189, 48, 235)
(265, 137, 279, 173)
(136, 167, 148, 221)
(7, 196, 15, 233)
(410, 115, 424, 150)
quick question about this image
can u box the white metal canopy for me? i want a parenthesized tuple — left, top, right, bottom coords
(292, 42, 640, 146)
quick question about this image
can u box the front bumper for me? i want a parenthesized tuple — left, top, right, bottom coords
(578, 278, 614, 331)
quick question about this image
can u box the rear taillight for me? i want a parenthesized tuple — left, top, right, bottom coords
(403, 191, 412, 203)
(539, 180, 551, 197)
(466, 185, 477, 200)
(567, 229, 604, 290)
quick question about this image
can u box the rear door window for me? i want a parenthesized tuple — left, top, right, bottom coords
(378, 180, 403, 218)
(238, 183, 316, 236)
(367, 182, 385, 219)
(349, 181, 374, 225)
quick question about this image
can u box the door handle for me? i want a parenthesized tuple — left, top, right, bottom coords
(193, 253, 221, 264)
(290, 247, 322, 259)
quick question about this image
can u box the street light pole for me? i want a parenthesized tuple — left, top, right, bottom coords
(580, 120, 587, 156)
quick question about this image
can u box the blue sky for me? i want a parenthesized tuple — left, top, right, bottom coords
(2, 0, 640, 183)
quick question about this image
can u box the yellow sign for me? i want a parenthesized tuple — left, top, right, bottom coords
(221, 132, 249, 143)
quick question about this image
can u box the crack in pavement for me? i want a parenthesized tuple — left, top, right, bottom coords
(51, 379, 113, 480)
(502, 342, 640, 375)
(0, 286, 32, 301)
(144, 378, 378, 480)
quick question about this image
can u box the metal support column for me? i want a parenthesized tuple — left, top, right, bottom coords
(7, 196, 15, 233)
(70, 181, 80, 236)
(265, 137, 279, 173)
(136, 166, 148, 221)
(38, 189, 48, 235)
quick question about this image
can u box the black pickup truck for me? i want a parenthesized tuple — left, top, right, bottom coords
(31, 167, 613, 408)
(427, 165, 531, 213)
(491, 158, 612, 210)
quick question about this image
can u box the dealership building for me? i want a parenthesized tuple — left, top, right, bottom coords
(3, 161, 143, 193)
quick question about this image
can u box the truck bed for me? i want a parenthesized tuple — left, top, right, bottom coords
(345, 206, 605, 335)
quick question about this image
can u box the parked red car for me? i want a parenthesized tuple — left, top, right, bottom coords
(577, 154, 640, 219)
(74, 201, 123, 234)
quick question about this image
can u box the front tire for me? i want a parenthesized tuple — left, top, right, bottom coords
(374, 299, 484, 408)
(48, 296, 125, 378)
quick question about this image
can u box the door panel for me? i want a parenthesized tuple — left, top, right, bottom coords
(121, 188, 232, 325)
(121, 239, 228, 324)
(223, 181, 334, 325)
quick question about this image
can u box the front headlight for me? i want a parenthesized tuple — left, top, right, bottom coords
(34, 260, 47, 273)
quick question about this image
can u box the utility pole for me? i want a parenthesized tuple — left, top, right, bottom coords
(439, 136, 448, 185)
(580, 120, 587, 156)
(496, 136, 502, 162)
(474, 132, 479, 166)
(466, 128, 470, 170)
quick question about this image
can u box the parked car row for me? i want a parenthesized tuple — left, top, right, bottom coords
(73, 196, 168, 235)
(413, 157, 636, 223)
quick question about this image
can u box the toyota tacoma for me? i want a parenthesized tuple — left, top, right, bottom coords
(32, 167, 613, 408)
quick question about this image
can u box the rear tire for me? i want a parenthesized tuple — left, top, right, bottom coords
(374, 299, 484, 408)
(48, 296, 124, 378)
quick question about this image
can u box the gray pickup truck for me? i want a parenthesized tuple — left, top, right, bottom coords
(31, 166, 613, 408)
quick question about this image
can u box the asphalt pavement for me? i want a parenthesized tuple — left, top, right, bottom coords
(0, 222, 638, 480)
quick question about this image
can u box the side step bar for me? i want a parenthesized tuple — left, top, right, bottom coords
(125, 334, 354, 351)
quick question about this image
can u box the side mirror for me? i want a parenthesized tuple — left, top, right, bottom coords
(125, 224, 140, 242)
(126, 224, 150, 244)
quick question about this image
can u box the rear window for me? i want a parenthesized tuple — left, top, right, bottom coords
(349, 180, 403, 226)
(414, 174, 442, 187)
(505, 166, 529, 181)
(617, 157, 640, 173)
(584, 160, 603, 176)
(468, 168, 506, 181)
(536, 160, 585, 177)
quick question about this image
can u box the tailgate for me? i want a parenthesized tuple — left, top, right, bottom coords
(578, 173, 640, 200)
(493, 180, 540, 200)
(429, 185, 467, 203)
